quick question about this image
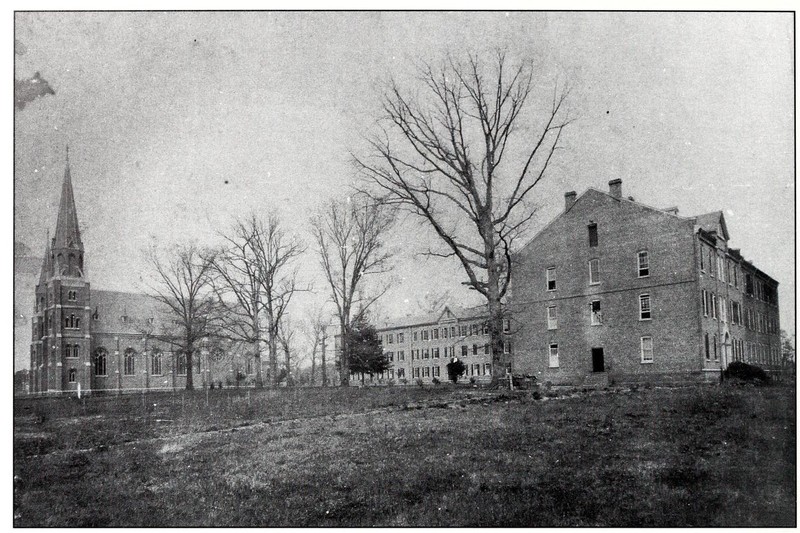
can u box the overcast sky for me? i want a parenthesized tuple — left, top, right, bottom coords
(14, 12, 794, 340)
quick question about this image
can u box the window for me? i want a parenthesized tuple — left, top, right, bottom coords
(413, 367, 420, 378)
(702, 290, 708, 317)
(713, 335, 718, 361)
(588, 259, 600, 284)
(398, 350, 405, 361)
(450, 326, 456, 338)
(433, 366, 440, 378)
(460, 325, 468, 337)
(720, 297, 727, 323)
(65, 314, 79, 329)
(68, 368, 76, 383)
(413, 331, 418, 342)
(473, 364, 482, 376)
(387, 334, 393, 344)
(733, 266, 738, 288)
(65, 343, 78, 358)
(94, 348, 107, 376)
(423, 348, 429, 359)
(547, 306, 557, 330)
(638, 251, 649, 277)
(546, 267, 557, 291)
(442, 327, 448, 339)
(152, 351, 163, 375)
(398, 333, 404, 343)
(484, 344, 490, 355)
(502, 319, 510, 333)
(641, 336, 653, 363)
(639, 294, 651, 320)
(124, 349, 136, 375)
(68, 290, 77, 301)
(549, 343, 559, 368)
(710, 251, 716, 278)
(422, 367, 430, 378)
(700, 245, 705, 271)
(432, 348, 440, 359)
(387, 351, 394, 362)
(482, 323, 489, 336)
(588, 223, 598, 247)
(461, 345, 468, 357)
(397, 368, 405, 379)
(590, 300, 602, 325)
(422, 330, 429, 341)
(711, 294, 717, 320)
(503, 341, 511, 355)
(717, 255, 725, 282)
(705, 333, 710, 360)
(432, 329, 439, 340)
(177, 352, 187, 375)
(472, 344, 478, 355)
(745, 273, 754, 296)
(484, 363, 492, 375)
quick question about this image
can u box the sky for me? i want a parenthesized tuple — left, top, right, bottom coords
(13, 12, 795, 366)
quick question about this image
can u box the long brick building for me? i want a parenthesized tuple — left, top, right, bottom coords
(510, 179, 782, 386)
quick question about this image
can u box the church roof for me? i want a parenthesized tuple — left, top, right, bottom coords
(53, 154, 83, 252)
(90, 289, 171, 336)
(38, 231, 52, 285)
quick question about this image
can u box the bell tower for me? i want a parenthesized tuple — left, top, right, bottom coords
(31, 147, 92, 394)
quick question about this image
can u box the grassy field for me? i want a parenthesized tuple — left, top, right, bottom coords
(14, 383, 796, 527)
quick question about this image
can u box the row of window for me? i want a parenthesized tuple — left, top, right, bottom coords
(699, 243, 777, 305)
(546, 294, 652, 329)
(547, 338, 654, 368)
(92, 350, 202, 377)
(701, 290, 779, 333)
(382, 320, 511, 345)
(545, 251, 650, 291)
(704, 334, 781, 367)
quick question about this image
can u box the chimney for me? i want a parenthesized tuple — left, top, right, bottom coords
(564, 191, 577, 210)
(608, 179, 622, 198)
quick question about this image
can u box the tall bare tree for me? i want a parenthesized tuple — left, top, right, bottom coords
(354, 52, 572, 385)
(277, 316, 298, 386)
(301, 307, 329, 386)
(211, 214, 306, 387)
(146, 244, 219, 390)
(311, 196, 394, 386)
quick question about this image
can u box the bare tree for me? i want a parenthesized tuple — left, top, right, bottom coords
(277, 316, 298, 386)
(211, 214, 307, 387)
(416, 288, 453, 315)
(301, 307, 329, 386)
(354, 52, 572, 385)
(311, 196, 394, 386)
(145, 243, 219, 390)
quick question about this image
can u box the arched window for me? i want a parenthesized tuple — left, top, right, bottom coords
(151, 350, 163, 375)
(124, 348, 136, 375)
(94, 348, 108, 376)
(68, 368, 76, 383)
(176, 352, 187, 376)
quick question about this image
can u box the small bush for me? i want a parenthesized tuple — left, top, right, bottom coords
(432, 377, 440, 385)
(469, 376, 476, 385)
(725, 361, 770, 383)
(386, 379, 395, 387)
(415, 378, 424, 387)
(400, 378, 408, 385)
(532, 390, 542, 400)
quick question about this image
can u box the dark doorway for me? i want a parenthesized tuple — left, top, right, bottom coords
(592, 348, 605, 372)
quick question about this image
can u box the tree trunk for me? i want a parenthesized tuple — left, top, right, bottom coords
(268, 323, 278, 387)
(253, 313, 263, 388)
(321, 330, 328, 387)
(186, 349, 194, 390)
(310, 345, 317, 386)
(284, 344, 292, 387)
(338, 317, 350, 387)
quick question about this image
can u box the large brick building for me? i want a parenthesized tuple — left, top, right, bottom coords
(340, 305, 507, 384)
(510, 179, 782, 386)
(29, 157, 248, 394)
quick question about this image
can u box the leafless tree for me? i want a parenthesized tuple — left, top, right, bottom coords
(277, 316, 298, 386)
(145, 243, 219, 390)
(354, 51, 572, 385)
(310, 196, 394, 386)
(210, 214, 307, 387)
(416, 288, 453, 315)
(301, 307, 330, 386)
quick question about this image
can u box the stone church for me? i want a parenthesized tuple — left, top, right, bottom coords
(29, 156, 249, 394)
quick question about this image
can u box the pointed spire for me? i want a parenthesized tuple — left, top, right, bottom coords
(53, 145, 83, 252)
(39, 229, 52, 284)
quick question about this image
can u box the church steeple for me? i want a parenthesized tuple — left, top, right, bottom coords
(52, 147, 84, 277)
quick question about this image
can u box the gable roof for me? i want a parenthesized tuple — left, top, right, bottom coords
(693, 210, 730, 241)
(91, 289, 171, 335)
(377, 304, 489, 331)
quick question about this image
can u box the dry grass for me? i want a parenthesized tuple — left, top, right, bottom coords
(14, 384, 796, 526)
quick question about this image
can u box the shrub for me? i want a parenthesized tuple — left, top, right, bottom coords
(400, 378, 408, 385)
(386, 379, 395, 387)
(469, 376, 476, 385)
(725, 361, 770, 383)
(532, 389, 542, 400)
(415, 378, 424, 387)
(432, 377, 441, 385)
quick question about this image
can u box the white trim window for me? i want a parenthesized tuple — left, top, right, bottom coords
(702, 289, 708, 317)
(588, 259, 600, 285)
(546, 267, 557, 291)
(641, 336, 654, 363)
(548, 343, 559, 368)
(637, 250, 650, 277)
(639, 294, 651, 320)
(547, 305, 558, 330)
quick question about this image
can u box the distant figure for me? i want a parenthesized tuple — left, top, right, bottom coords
(15, 72, 55, 110)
